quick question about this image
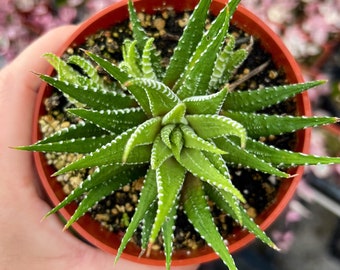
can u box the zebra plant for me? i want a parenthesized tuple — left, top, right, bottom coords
(18, 0, 340, 269)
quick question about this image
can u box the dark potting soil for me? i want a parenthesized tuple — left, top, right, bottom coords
(41, 8, 297, 252)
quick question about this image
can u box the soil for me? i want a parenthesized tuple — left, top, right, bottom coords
(40, 8, 297, 253)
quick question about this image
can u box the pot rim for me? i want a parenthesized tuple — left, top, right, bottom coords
(32, 0, 311, 266)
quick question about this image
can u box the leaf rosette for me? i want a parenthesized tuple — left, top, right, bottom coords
(17, 0, 340, 269)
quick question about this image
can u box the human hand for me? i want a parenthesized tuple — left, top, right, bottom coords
(0, 25, 198, 270)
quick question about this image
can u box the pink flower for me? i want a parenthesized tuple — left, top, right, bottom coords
(0, 0, 82, 63)
(86, 0, 119, 14)
(282, 25, 320, 59)
(303, 15, 332, 46)
(0, 29, 10, 56)
(59, 6, 78, 24)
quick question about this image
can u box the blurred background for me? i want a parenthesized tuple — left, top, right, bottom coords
(1, 1, 340, 269)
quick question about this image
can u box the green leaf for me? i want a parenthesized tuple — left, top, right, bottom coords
(180, 125, 226, 154)
(128, 0, 148, 50)
(85, 51, 131, 83)
(203, 181, 243, 226)
(227, 0, 242, 16)
(202, 152, 243, 224)
(163, 0, 212, 87)
(149, 158, 185, 244)
(240, 210, 279, 250)
(64, 171, 133, 229)
(170, 127, 184, 161)
(44, 164, 144, 218)
(67, 55, 102, 86)
(115, 169, 158, 264)
(128, 0, 162, 79)
(184, 88, 228, 115)
(17, 134, 115, 154)
(203, 151, 230, 179)
(53, 128, 152, 175)
(223, 80, 326, 112)
(160, 124, 176, 149)
(209, 35, 236, 90)
(122, 39, 142, 77)
(162, 203, 176, 270)
(181, 4, 228, 74)
(214, 137, 290, 178)
(178, 148, 245, 202)
(125, 78, 180, 117)
(151, 135, 173, 169)
(223, 111, 338, 138)
(203, 182, 278, 250)
(123, 117, 162, 163)
(222, 48, 248, 83)
(186, 114, 247, 147)
(182, 175, 237, 270)
(33, 122, 108, 144)
(162, 103, 188, 125)
(43, 53, 84, 85)
(175, 6, 230, 98)
(142, 38, 157, 80)
(67, 107, 146, 133)
(209, 44, 249, 91)
(17, 122, 113, 154)
(245, 137, 340, 167)
(40, 75, 135, 110)
(85, 51, 152, 116)
(141, 200, 158, 250)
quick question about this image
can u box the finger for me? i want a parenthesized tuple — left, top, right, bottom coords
(74, 245, 200, 270)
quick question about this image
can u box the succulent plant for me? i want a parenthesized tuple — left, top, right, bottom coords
(18, 0, 340, 269)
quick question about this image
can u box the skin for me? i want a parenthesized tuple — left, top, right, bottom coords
(0, 25, 198, 270)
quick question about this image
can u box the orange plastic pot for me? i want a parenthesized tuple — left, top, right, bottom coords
(32, 0, 311, 267)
